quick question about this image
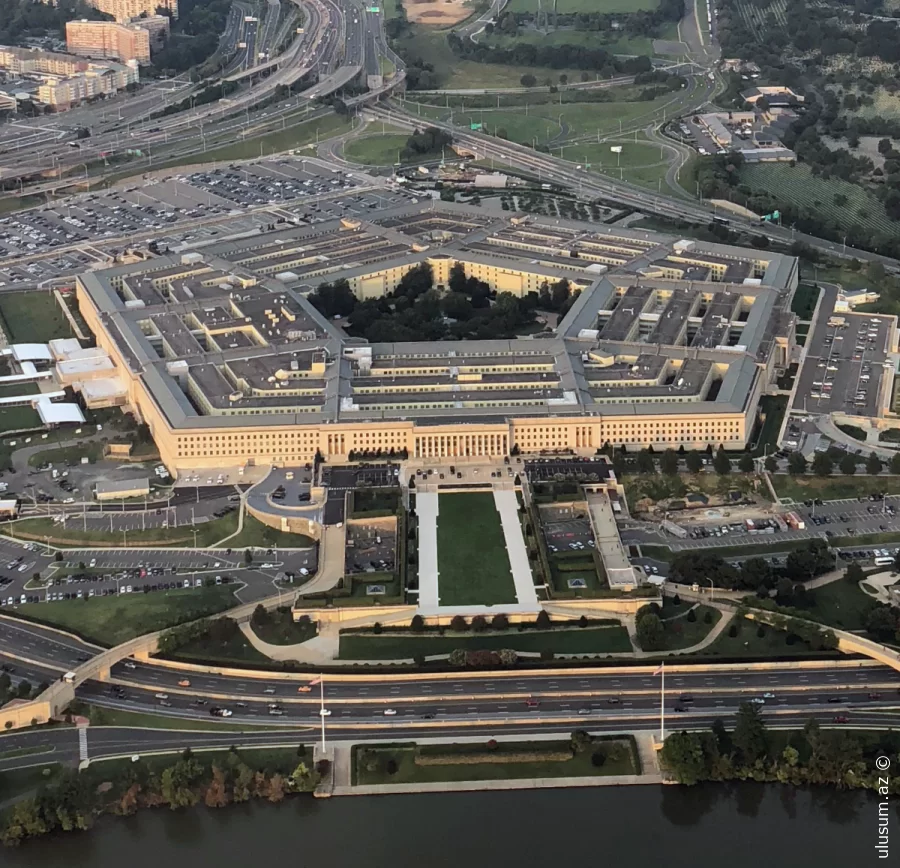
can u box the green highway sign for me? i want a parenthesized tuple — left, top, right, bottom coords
(365, 6, 380, 11)
(470, 123, 482, 130)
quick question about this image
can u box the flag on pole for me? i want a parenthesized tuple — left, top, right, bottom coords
(653, 663, 664, 676)
(308, 676, 322, 686)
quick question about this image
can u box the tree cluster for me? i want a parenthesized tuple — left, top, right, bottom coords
(662, 705, 900, 792)
(0, 0, 111, 45)
(0, 747, 322, 847)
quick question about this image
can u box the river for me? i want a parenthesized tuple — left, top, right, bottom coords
(3, 784, 895, 867)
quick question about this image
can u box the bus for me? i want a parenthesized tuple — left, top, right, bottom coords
(874, 556, 894, 566)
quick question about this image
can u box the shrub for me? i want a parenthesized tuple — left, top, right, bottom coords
(450, 615, 468, 632)
(591, 749, 606, 767)
(471, 615, 488, 633)
(373, 622, 383, 635)
(386, 759, 398, 776)
(728, 624, 738, 638)
(410, 614, 425, 632)
(756, 625, 766, 638)
(687, 609, 697, 623)
(535, 610, 551, 629)
(703, 611, 712, 624)
(491, 613, 510, 631)
(672, 594, 681, 606)
(578, 615, 588, 628)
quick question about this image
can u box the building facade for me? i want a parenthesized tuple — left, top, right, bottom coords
(66, 20, 151, 65)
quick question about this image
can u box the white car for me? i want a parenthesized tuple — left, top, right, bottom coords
(220, 709, 233, 717)
(154, 692, 169, 700)
(383, 708, 397, 716)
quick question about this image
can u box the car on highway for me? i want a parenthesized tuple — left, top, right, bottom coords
(383, 708, 397, 716)
(297, 685, 312, 693)
(320, 709, 332, 716)
(154, 692, 169, 700)
(762, 692, 775, 699)
(178, 679, 191, 687)
(869, 692, 883, 700)
(832, 715, 849, 724)
(525, 699, 539, 709)
(750, 697, 765, 704)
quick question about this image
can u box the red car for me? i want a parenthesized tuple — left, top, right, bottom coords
(832, 715, 849, 724)
(868, 692, 882, 700)
(525, 699, 539, 709)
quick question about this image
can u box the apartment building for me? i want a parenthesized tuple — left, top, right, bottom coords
(78, 0, 178, 22)
(66, 20, 151, 65)
(37, 60, 138, 109)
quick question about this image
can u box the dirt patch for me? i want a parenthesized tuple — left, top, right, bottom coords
(406, 0, 473, 25)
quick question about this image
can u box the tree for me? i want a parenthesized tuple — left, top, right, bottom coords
(243, 549, 253, 565)
(570, 729, 592, 754)
(635, 449, 656, 474)
(713, 447, 731, 475)
(844, 561, 865, 585)
(812, 453, 833, 477)
(686, 451, 703, 474)
(867, 452, 883, 475)
(410, 614, 425, 632)
(520, 73, 536, 88)
(785, 539, 835, 582)
(891, 452, 900, 475)
(659, 731, 711, 785)
(636, 612, 665, 651)
(787, 452, 808, 475)
(839, 453, 857, 476)
(764, 455, 778, 473)
(739, 557, 773, 592)
(660, 449, 679, 475)
(535, 610, 551, 629)
(864, 606, 898, 641)
(491, 613, 510, 631)
(450, 615, 468, 632)
(732, 701, 767, 764)
(471, 614, 488, 632)
(738, 453, 754, 473)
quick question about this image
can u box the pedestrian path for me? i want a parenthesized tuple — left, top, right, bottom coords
(416, 491, 439, 609)
(492, 489, 539, 609)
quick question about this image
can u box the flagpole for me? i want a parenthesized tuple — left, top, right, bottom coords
(660, 662, 665, 744)
(319, 676, 326, 752)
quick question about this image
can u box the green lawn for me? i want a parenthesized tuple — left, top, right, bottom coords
(167, 631, 271, 665)
(28, 441, 104, 468)
(84, 706, 297, 732)
(480, 23, 679, 57)
(251, 610, 318, 646)
(8, 512, 239, 548)
(218, 514, 314, 550)
(0, 291, 73, 344)
(0, 405, 42, 435)
(0, 382, 38, 399)
(837, 423, 868, 442)
(771, 475, 900, 503)
(791, 283, 820, 319)
(13, 585, 237, 646)
(506, 0, 658, 12)
(556, 139, 669, 191)
(549, 554, 606, 598)
(700, 615, 825, 658)
(437, 493, 516, 606)
(343, 134, 412, 166)
(338, 625, 632, 659)
(0, 764, 61, 804)
(804, 580, 879, 632)
(752, 395, 788, 457)
(659, 605, 722, 651)
(354, 736, 638, 786)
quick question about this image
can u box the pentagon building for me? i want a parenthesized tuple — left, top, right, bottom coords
(76, 202, 799, 473)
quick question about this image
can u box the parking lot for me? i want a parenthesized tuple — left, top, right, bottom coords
(792, 286, 893, 419)
(0, 158, 419, 288)
(543, 517, 594, 554)
(523, 457, 613, 482)
(345, 523, 396, 575)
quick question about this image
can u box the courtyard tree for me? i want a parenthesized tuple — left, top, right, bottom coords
(867, 451, 883, 475)
(738, 453, 755, 473)
(787, 452, 808, 475)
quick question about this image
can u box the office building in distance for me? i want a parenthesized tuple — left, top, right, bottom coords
(76, 202, 800, 475)
(72, 0, 178, 23)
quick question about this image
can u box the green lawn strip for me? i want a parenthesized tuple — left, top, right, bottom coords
(752, 395, 788, 457)
(7, 512, 239, 548)
(659, 605, 721, 651)
(250, 611, 318, 646)
(84, 706, 300, 732)
(0, 764, 61, 803)
(217, 513, 313, 550)
(0, 291, 73, 344)
(353, 735, 638, 786)
(791, 283, 820, 319)
(166, 632, 272, 666)
(13, 585, 237, 646)
(437, 493, 516, 606)
(638, 544, 674, 562)
(28, 441, 104, 467)
(802, 580, 880, 632)
(0, 382, 38, 400)
(0, 745, 55, 761)
(771, 474, 900, 502)
(0, 405, 42, 435)
(506, 0, 657, 13)
(837, 424, 868, 441)
(338, 625, 632, 660)
(343, 134, 418, 165)
(698, 615, 823, 658)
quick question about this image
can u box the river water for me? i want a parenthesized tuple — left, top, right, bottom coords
(3, 784, 895, 867)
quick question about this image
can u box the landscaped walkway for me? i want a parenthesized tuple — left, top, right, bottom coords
(492, 489, 539, 610)
(416, 491, 440, 609)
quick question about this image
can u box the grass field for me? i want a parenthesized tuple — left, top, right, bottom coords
(700, 614, 824, 658)
(0, 764, 61, 804)
(658, 604, 722, 651)
(168, 631, 271, 666)
(843, 86, 900, 121)
(791, 283, 820, 319)
(338, 625, 632, 659)
(8, 511, 239, 548)
(354, 736, 638, 786)
(740, 163, 900, 238)
(437, 493, 516, 606)
(506, 0, 658, 12)
(557, 139, 669, 191)
(84, 706, 296, 732)
(218, 513, 314, 550)
(0, 291, 73, 344)
(343, 134, 416, 166)
(480, 23, 679, 58)
(805, 580, 879, 632)
(28, 441, 104, 468)
(13, 585, 237, 646)
(0, 405, 42, 434)
(771, 474, 900, 502)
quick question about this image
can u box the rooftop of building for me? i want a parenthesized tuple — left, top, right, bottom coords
(77, 201, 798, 430)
